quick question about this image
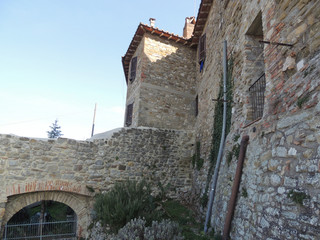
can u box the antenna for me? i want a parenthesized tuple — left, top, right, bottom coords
(194, 0, 197, 17)
(91, 103, 97, 137)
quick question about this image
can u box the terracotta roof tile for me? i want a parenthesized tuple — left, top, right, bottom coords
(122, 0, 213, 82)
(122, 23, 192, 83)
(192, 0, 213, 45)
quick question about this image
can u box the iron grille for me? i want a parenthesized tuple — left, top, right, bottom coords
(3, 220, 77, 240)
(249, 73, 266, 121)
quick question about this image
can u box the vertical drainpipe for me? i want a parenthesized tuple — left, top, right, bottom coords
(223, 135, 250, 239)
(204, 40, 228, 233)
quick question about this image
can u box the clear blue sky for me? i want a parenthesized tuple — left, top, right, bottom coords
(0, 0, 199, 140)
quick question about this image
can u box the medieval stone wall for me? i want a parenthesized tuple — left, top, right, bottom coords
(0, 127, 194, 237)
(193, 0, 320, 239)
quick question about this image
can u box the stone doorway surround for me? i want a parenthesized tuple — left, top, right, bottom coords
(2, 190, 93, 239)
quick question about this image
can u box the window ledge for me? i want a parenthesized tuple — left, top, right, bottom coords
(243, 117, 262, 128)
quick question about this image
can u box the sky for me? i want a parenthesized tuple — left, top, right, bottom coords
(0, 0, 199, 140)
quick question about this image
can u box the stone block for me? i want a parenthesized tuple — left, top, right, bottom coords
(272, 147, 288, 157)
(284, 177, 297, 187)
(295, 23, 307, 37)
(270, 174, 281, 187)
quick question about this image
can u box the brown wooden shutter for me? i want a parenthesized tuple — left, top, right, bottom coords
(125, 103, 133, 126)
(130, 57, 137, 82)
(198, 34, 206, 63)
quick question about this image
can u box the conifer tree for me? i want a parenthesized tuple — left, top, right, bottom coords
(47, 119, 63, 138)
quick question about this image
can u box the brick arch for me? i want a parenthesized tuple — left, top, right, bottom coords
(3, 191, 93, 238)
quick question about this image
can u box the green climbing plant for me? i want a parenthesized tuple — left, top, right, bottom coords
(192, 141, 204, 171)
(203, 57, 234, 201)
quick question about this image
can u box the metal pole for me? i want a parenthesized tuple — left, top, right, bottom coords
(223, 135, 249, 239)
(91, 103, 97, 137)
(4, 224, 7, 239)
(204, 40, 228, 233)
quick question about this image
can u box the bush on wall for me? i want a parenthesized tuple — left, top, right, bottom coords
(93, 179, 160, 233)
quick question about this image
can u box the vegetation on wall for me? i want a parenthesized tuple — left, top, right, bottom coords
(203, 57, 234, 199)
(192, 141, 204, 171)
(241, 187, 248, 198)
(112, 218, 184, 240)
(297, 94, 309, 108)
(227, 143, 240, 166)
(94, 180, 159, 233)
(287, 189, 310, 205)
(93, 179, 221, 239)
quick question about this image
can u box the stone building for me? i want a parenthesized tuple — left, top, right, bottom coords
(122, 18, 197, 130)
(122, 0, 320, 239)
(0, 0, 319, 239)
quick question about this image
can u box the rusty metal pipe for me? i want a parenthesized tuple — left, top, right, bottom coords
(222, 135, 249, 240)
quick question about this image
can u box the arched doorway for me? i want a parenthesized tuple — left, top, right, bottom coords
(3, 191, 92, 239)
(4, 200, 77, 239)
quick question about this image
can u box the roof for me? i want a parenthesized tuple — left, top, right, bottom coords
(122, 23, 192, 83)
(122, 0, 214, 82)
(191, 0, 213, 45)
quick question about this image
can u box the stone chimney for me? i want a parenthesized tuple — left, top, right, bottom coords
(183, 16, 196, 39)
(149, 18, 156, 27)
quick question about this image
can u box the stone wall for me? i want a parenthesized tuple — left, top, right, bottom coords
(0, 127, 194, 237)
(125, 36, 145, 127)
(192, 0, 320, 239)
(126, 33, 197, 130)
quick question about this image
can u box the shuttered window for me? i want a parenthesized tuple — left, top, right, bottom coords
(198, 34, 206, 63)
(129, 57, 137, 82)
(125, 103, 133, 126)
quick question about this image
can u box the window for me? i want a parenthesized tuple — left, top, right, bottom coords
(129, 57, 137, 82)
(249, 74, 266, 121)
(125, 103, 133, 127)
(195, 95, 199, 117)
(198, 34, 206, 69)
(244, 11, 265, 124)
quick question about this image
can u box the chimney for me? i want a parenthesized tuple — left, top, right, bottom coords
(183, 16, 196, 39)
(149, 18, 156, 27)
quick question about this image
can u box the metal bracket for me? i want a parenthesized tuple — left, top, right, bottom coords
(212, 99, 233, 103)
(259, 40, 293, 48)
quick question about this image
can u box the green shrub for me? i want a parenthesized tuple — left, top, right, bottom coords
(297, 94, 309, 108)
(112, 218, 184, 240)
(241, 187, 248, 198)
(144, 219, 184, 240)
(193, 141, 204, 170)
(287, 189, 310, 205)
(94, 180, 159, 232)
(113, 218, 145, 240)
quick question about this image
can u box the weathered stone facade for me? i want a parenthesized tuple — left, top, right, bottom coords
(1, 0, 320, 239)
(0, 128, 194, 238)
(191, 0, 320, 239)
(125, 29, 197, 130)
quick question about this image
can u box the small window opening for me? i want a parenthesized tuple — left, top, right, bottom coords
(195, 95, 199, 117)
(245, 11, 266, 123)
(129, 57, 137, 82)
(198, 34, 206, 72)
(125, 103, 134, 127)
